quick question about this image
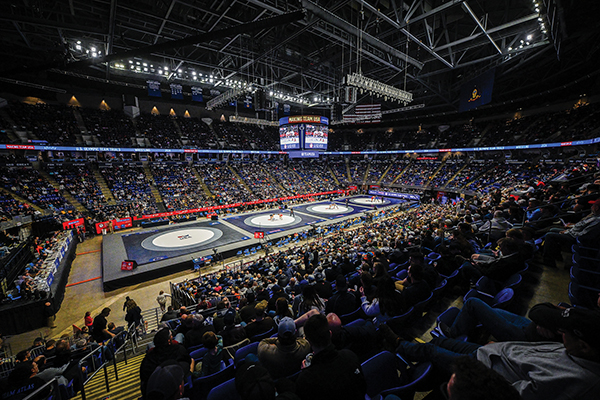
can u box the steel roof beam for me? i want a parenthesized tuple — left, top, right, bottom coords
(355, 0, 453, 69)
(461, 1, 502, 55)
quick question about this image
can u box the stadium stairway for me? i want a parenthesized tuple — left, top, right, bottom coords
(376, 162, 394, 185)
(327, 165, 341, 186)
(0, 109, 20, 143)
(0, 187, 44, 212)
(425, 160, 447, 185)
(443, 163, 468, 188)
(261, 166, 289, 194)
(71, 108, 89, 136)
(228, 164, 255, 195)
(92, 169, 117, 205)
(193, 166, 214, 198)
(142, 163, 167, 212)
(361, 162, 371, 186)
(345, 160, 352, 183)
(389, 159, 414, 185)
(71, 353, 144, 400)
(35, 167, 87, 213)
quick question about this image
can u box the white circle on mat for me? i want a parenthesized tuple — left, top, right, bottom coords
(151, 228, 215, 248)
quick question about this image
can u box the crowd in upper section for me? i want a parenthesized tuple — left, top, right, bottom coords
(1, 99, 599, 152)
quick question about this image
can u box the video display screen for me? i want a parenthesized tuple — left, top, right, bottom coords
(279, 125, 300, 150)
(304, 124, 328, 150)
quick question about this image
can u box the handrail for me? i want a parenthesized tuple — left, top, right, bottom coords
(76, 324, 135, 400)
(22, 377, 60, 400)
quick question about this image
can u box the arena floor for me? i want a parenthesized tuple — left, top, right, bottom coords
(101, 196, 407, 290)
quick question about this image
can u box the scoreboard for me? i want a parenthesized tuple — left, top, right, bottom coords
(279, 116, 328, 151)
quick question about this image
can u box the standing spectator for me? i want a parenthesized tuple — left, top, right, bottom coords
(92, 307, 115, 343)
(84, 311, 93, 329)
(157, 290, 171, 312)
(44, 301, 56, 328)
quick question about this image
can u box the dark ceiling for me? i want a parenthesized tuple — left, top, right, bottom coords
(0, 0, 598, 118)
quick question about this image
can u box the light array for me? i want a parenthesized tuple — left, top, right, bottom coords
(346, 72, 413, 105)
(206, 86, 250, 110)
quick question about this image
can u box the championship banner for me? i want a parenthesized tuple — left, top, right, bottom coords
(244, 95, 253, 109)
(459, 68, 495, 112)
(170, 83, 183, 100)
(229, 100, 237, 107)
(283, 104, 291, 115)
(191, 86, 203, 102)
(147, 80, 161, 97)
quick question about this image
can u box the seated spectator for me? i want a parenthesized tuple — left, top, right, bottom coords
(200, 331, 224, 377)
(296, 313, 367, 400)
(325, 275, 360, 316)
(390, 306, 600, 400)
(184, 314, 214, 350)
(140, 328, 193, 397)
(273, 297, 294, 324)
(360, 276, 404, 326)
(244, 300, 277, 339)
(542, 198, 600, 268)
(218, 308, 247, 347)
(439, 298, 565, 343)
(1, 361, 48, 400)
(257, 316, 311, 379)
(479, 210, 512, 243)
(296, 284, 325, 317)
(145, 363, 186, 400)
(161, 306, 179, 322)
(459, 237, 524, 284)
(443, 357, 522, 400)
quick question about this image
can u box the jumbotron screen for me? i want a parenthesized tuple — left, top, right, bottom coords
(279, 116, 329, 151)
(279, 125, 300, 150)
(304, 124, 328, 150)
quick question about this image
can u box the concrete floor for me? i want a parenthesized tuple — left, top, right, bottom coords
(4, 227, 572, 356)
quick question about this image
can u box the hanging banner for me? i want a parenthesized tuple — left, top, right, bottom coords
(147, 80, 161, 97)
(244, 95, 253, 109)
(229, 100, 237, 107)
(459, 69, 495, 112)
(283, 104, 291, 115)
(170, 83, 183, 100)
(191, 86, 203, 102)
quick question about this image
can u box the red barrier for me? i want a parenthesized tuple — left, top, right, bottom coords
(132, 190, 344, 221)
(95, 217, 133, 234)
(62, 217, 84, 230)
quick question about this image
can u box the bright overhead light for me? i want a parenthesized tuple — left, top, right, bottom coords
(527, 34, 533, 40)
(91, 47, 96, 52)
(75, 44, 81, 50)
(129, 60, 133, 63)
(91, 52, 97, 57)
(76, 40, 81, 44)
(164, 66, 169, 71)
(143, 63, 147, 66)
(178, 69, 182, 73)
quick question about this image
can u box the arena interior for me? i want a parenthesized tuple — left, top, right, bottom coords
(1, 1, 600, 400)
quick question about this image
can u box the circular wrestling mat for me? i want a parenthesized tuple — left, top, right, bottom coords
(141, 227, 223, 251)
(244, 214, 302, 228)
(306, 204, 354, 214)
(351, 197, 391, 206)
